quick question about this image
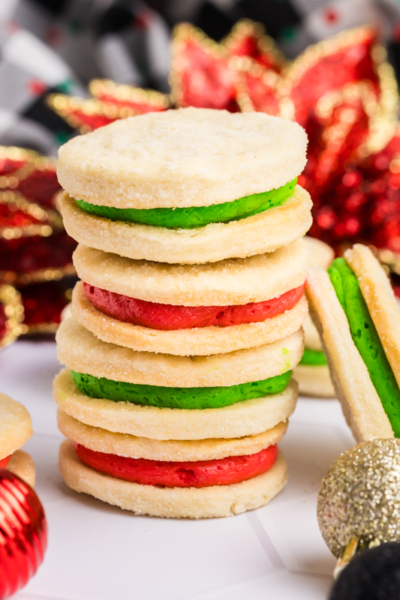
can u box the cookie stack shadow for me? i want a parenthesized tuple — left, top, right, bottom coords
(54, 108, 312, 518)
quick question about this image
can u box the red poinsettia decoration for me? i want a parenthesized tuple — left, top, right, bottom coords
(0, 146, 76, 335)
(170, 21, 399, 256)
(0, 190, 75, 285)
(0, 146, 60, 209)
(48, 20, 400, 262)
(223, 20, 285, 72)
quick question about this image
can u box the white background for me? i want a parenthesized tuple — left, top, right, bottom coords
(0, 340, 353, 600)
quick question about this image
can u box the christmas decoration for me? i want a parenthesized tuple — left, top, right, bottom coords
(47, 96, 139, 135)
(0, 146, 76, 334)
(329, 542, 400, 600)
(21, 279, 74, 335)
(318, 439, 400, 577)
(48, 82, 170, 133)
(89, 79, 170, 112)
(0, 190, 75, 286)
(0, 468, 47, 599)
(0, 146, 60, 209)
(0, 284, 24, 349)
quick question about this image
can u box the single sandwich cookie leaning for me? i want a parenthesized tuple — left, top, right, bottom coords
(57, 107, 311, 264)
(0, 393, 35, 487)
(294, 237, 335, 398)
(306, 244, 400, 441)
(71, 239, 308, 356)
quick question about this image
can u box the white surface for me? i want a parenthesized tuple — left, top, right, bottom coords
(0, 340, 354, 600)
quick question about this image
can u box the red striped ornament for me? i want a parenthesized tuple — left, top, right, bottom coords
(0, 469, 47, 599)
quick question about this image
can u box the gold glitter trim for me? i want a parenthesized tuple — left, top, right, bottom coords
(283, 25, 377, 88)
(0, 190, 62, 240)
(170, 22, 232, 108)
(281, 26, 398, 155)
(316, 82, 378, 154)
(89, 79, 170, 110)
(47, 94, 139, 134)
(223, 19, 285, 71)
(0, 145, 39, 164)
(0, 284, 24, 348)
(232, 56, 294, 119)
(22, 322, 59, 336)
(367, 47, 399, 155)
(0, 146, 57, 190)
(0, 264, 76, 286)
(0, 146, 37, 188)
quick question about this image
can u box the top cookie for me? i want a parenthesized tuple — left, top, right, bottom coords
(57, 108, 308, 209)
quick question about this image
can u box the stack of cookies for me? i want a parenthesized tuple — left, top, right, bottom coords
(54, 108, 312, 518)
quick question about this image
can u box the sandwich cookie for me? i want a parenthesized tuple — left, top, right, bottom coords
(58, 409, 287, 517)
(71, 240, 308, 356)
(57, 317, 303, 390)
(57, 107, 311, 264)
(54, 370, 298, 441)
(0, 393, 35, 487)
(57, 409, 288, 461)
(56, 318, 302, 440)
(294, 237, 335, 397)
(306, 244, 400, 442)
(59, 440, 287, 518)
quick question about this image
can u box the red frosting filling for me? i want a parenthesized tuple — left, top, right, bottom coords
(75, 444, 278, 488)
(0, 455, 10, 468)
(83, 282, 305, 330)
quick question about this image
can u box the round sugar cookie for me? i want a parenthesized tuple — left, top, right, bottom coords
(57, 108, 307, 209)
(54, 370, 298, 440)
(58, 187, 312, 264)
(72, 282, 308, 356)
(7, 450, 36, 488)
(304, 237, 334, 269)
(73, 238, 307, 306)
(57, 317, 304, 387)
(0, 393, 33, 459)
(59, 439, 287, 518)
(57, 409, 288, 461)
(293, 365, 335, 398)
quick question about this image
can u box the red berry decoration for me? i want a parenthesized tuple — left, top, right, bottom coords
(0, 469, 47, 599)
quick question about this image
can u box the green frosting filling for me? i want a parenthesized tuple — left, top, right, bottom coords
(71, 369, 292, 410)
(75, 178, 297, 229)
(328, 258, 400, 437)
(299, 347, 327, 366)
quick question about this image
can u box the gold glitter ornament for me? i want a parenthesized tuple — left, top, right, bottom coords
(318, 439, 400, 561)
